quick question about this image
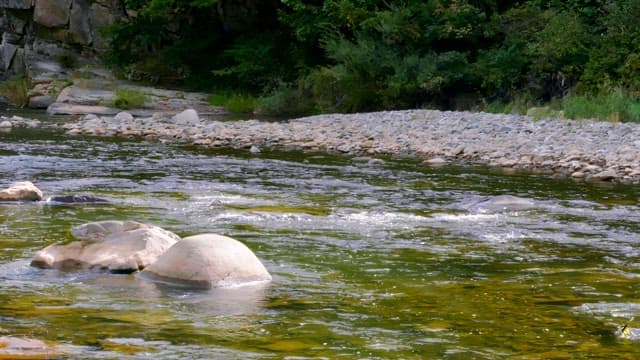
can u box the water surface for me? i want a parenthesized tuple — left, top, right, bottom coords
(1, 115, 640, 358)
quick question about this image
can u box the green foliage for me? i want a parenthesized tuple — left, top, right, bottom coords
(222, 94, 257, 114)
(103, 0, 640, 117)
(562, 88, 640, 122)
(0, 76, 30, 107)
(110, 88, 148, 109)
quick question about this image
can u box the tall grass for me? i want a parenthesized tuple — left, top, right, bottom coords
(109, 88, 148, 109)
(562, 88, 640, 122)
(0, 76, 30, 107)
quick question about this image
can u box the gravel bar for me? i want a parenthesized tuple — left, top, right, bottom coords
(61, 109, 640, 183)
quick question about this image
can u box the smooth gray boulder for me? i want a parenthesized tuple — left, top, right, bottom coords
(0, 181, 43, 201)
(140, 234, 271, 289)
(31, 221, 180, 273)
(469, 195, 536, 213)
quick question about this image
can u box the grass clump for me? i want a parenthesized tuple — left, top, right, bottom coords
(209, 92, 256, 113)
(562, 88, 640, 122)
(110, 88, 148, 109)
(0, 76, 30, 107)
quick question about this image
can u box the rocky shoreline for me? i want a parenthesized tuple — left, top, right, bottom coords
(56, 109, 640, 183)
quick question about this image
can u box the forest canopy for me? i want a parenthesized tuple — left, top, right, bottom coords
(105, 0, 640, 116)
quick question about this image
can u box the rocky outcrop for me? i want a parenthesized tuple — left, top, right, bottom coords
(31, 220, 180, 273)
(0, 0, 124, 78)
(0, 181, 43, 201)
(140, 234, 272, 289)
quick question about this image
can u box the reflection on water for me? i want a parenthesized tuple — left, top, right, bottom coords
(1, 119, 640, 358)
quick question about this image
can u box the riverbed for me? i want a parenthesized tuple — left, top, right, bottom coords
(2, 112, 640, 358)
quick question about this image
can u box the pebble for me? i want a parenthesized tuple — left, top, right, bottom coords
(60, 109, 640, 183)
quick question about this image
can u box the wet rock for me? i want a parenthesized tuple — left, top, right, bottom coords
(469, 195, 536, 213)
(31, 221, 180, 273)
(45, 194, 109, 204)
(0, 181, 43, 201)
(0, 336, 73, 359)
(423, 157, 447, 166)
(592, 169, 618, 182)
(140, 234, 272, 289)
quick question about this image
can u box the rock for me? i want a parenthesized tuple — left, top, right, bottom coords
(0, 336, 73, 358)
(469, 195, 535, 213)
(140, 234, 272, 289)
(173, 108, 199, 125)
(33, 0, 72, 28)
(114, 111, 134, 122)
(0, 181, 43, 201)
(249, 145, 261, 153)
(0, 120, 12, 128)
(56, 86, 114, 105)
(47, 102, 119, 116)
(69, 0, 92, 45)
(592, 169, 617, 182)
(31, 221, 180, 273)
(88, 2, 119, 49)
(423, 157, 447, 166)
(45, 194, 109, 204)
(0, 42, 18, 72)
(28, 95, 55, 109)
(0, 0, 33, 9)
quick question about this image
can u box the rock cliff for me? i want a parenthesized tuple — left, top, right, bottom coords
(0, 0, 124, 79)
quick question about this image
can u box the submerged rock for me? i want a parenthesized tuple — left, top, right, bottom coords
(45, 194, 109, 204)
(468, 195, 536, 213)
(31, 221, 180, 273)
(140, 234, 271, 289)
(0, 181, 43, 201)
(0, 335, 74, 359)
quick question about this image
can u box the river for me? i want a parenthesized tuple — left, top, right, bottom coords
(1, 111, 640, 359)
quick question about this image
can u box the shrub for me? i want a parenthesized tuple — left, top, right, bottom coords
(0, 76, 30, 107)
(223, 94, 256, 113)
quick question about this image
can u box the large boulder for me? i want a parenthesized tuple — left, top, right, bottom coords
(0, 181, 43, 201)
(33, 0, 72, 28)
(31, 221, 180, 273)
(140, 234, 271, 289)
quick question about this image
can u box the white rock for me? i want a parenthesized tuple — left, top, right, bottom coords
(140, 233, 271, 288)
(114, 111, 134, 122)
(173, 109, 199, 125)
(31, 221, 180, 272)
(0, 120, 12, 128)
(0, 181, 43, 201)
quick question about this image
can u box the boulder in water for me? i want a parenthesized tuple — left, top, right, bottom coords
(31, 220, 180, 273)
(0, 181, 43, 201)
(140, 234, 271, 289)
(46, 194, 110, 204)
(469, 195, 536, 213)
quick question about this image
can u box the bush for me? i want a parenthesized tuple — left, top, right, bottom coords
(0, 76, 30, 107)
(223, 94, 256, 113)
(110, 88, 148, 109)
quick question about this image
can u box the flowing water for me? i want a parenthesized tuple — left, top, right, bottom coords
(1, 113, 640, 359)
